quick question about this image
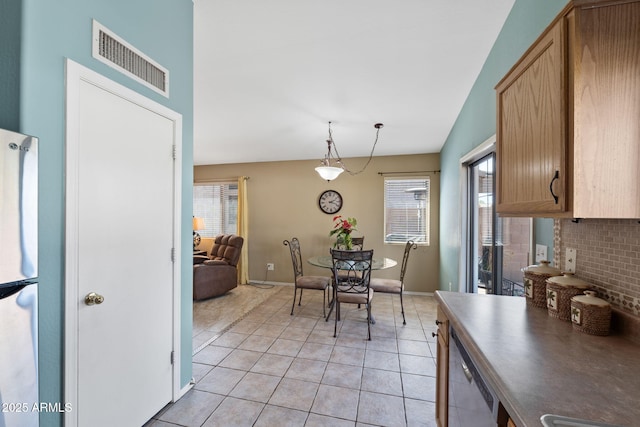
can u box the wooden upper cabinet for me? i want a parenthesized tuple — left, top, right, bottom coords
(496, 19, 567, 215)
(495, 0, 640, 218)
(572, 1, 640, 217)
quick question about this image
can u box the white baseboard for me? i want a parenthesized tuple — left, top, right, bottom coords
(404, 290, 434, 297)
(176, 381, 193, 401)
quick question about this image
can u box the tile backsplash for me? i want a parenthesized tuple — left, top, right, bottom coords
(555, 219, 640, 317)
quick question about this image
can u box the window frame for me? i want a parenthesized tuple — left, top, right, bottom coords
(193, 181, 238, 237)
(460, 135, 534, 295)
(383, 176, 430, 246)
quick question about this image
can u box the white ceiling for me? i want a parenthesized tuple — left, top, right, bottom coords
(193, 0, 515, 166)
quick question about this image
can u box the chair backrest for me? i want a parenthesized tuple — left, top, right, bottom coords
(283, 237, 304, 279)
(330, 249, 374, 292)
(335, 236, 364, 250)
(210, 234, 244, 266)
(399, 240, 418, 283)
(351, 236, 365, 250)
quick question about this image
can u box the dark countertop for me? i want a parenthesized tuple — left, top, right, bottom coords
(435, 291, 640, 427)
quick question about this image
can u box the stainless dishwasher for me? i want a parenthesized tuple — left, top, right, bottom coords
(448, 327, 500, 427)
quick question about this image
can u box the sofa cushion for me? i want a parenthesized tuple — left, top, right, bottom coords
(209, 234, 243, 266)
(204, 259, 229, 266)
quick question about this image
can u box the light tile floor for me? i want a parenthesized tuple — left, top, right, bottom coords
(192, 284, 284, 353)
(146, 284, 439, 427)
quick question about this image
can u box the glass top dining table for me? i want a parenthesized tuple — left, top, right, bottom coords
(307, 255, 397, 270)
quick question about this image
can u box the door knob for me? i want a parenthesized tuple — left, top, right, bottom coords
(85, 292, 105, 306)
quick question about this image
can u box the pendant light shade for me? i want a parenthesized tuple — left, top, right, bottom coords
(315, 122, 383, 181)
(315, 165, 344, 181)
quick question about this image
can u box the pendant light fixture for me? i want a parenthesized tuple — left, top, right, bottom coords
(315, 121, 384, 181)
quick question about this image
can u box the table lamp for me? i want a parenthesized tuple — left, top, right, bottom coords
(193, 217, 205, 249)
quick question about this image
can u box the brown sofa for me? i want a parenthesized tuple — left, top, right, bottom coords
(193, 234, 244, 300)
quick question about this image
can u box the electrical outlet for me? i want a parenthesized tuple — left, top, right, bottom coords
(266, 263, 274, 271)
(565, 248, 576, 273)
(535, 244, 548, 263)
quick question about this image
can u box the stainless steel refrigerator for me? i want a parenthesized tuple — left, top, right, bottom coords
(0, 128, 39, 427)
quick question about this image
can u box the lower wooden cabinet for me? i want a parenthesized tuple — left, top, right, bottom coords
(435, 306, 449, 427)
(435, 304, 520, 427)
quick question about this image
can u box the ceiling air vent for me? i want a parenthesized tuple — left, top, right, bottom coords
(92, 20, 169, 97)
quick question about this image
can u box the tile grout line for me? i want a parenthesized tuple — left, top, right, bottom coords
(183, 291, 437, 426)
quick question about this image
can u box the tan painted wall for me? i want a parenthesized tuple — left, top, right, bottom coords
(194, 153, 440, 293)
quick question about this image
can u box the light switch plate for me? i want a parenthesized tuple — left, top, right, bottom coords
(536, 244, 548, 263)
(565, 248, 576, 273)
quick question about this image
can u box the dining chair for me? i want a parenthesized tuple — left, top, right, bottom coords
(336, 236, 365, 284)
(369, 240, 417, 325)
(351, 236, 364, 249)
(330, 249, 374, 340)
(283, 238, 331, 316)
(335, 236, 364, 250)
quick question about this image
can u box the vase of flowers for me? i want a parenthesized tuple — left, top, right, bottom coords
(329, 215, 357, 249)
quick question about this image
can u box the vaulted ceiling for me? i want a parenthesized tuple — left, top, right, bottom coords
(193, 0, 515, 166)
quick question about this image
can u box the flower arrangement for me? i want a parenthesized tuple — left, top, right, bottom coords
(329, 215, 358, 249)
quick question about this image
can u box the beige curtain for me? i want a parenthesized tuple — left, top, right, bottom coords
(237, 176, 249, 284)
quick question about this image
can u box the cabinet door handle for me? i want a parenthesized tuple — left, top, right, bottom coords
(549, 170, 559, 204)
(435, 320, 443, 325)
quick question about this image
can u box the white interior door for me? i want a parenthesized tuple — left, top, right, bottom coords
(64, 60, 182, 427)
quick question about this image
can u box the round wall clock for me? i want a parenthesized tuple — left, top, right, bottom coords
(318, 190, 343, 214)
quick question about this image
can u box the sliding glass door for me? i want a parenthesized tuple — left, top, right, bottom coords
(468, 154, 531, 295)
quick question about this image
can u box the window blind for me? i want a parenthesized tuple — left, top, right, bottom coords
(383, 177, 430, 244)
(193, 182, 238, 237)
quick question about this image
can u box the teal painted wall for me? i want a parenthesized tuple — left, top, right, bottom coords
(9, 1, 194, 425)
(0, 0, 22, 130)
(439, 0, 566, 290)
(535, 217, 555, 263)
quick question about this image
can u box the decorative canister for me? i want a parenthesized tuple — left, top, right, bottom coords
(546, 273, 592, 321)
(522, 261, 561, 308)
(571, 291, 611, 336)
